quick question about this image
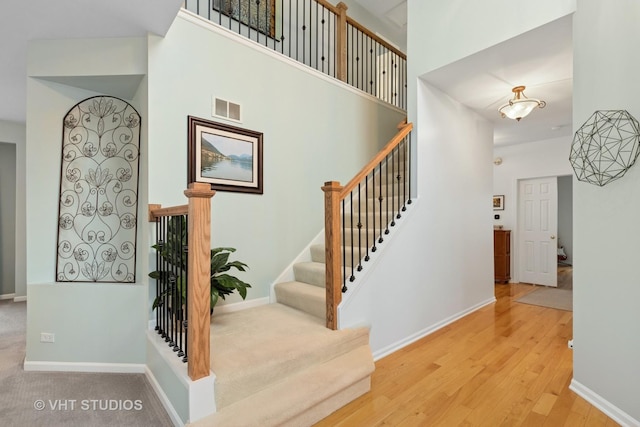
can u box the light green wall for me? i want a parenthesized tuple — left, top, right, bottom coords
(25, 37, 148, 364)
(572, 0, 640, 421)
(0, 142, 16, 295)
(0, 120, 26, 300)
(147, 13, 405, 305)
(27, 283, 147, 363)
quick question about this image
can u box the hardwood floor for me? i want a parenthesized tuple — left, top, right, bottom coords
(314, 283, 618, 427)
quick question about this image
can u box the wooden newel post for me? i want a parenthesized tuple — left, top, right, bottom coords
(184, 182, 215, 381)
(336, 2, 348, 83)
(322, 181, 343, 330)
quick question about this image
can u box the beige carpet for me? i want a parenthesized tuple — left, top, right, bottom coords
(515, 265, 573, 311)
(0, 300, 173, 427)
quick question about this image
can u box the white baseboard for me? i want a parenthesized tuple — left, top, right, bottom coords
(0, 293, 16, 300)
(13, 295, 27, 302)
(570, 379, 640, 427)
(212, 296, 270, 315)
(145, 366, 185, 427)
(23, 360, 146, 373)
(372, 296, 497, 361)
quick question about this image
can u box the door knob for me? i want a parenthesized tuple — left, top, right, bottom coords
(550, 235, 556, 240)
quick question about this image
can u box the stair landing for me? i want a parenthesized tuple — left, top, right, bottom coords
(188, 303, 373, 426)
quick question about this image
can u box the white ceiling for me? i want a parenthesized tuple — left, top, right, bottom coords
(0, 0, 183, 124)
(1, 0, 572, 146)
(353, 0, 573, 146)
(420, 16, 573, 146)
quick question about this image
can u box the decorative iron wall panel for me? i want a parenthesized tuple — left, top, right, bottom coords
(56, 96, 141, 282)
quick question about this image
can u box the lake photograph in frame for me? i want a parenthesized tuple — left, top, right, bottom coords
(188, 116, 263, 194)
(201, 132, 253, 182)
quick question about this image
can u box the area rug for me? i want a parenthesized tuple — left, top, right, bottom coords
(515, 287, 573, 311)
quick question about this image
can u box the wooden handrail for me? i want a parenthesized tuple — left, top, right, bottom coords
(148, 204, 189, 222)
(323, 122, 413, 330)
(340, 122, 413, 198)
(315, 0, 340, 14)
(345, 16, 406, 59)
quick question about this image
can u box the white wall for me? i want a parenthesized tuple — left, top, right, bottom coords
(147, 13, 405, 306)
(25, 37, 149, 366)
(572, 0, 640, 423)
(557, 175, 573, 265)
(0, 142, 16, 296)
(0, 120, 26, 301)
(493, 137, 574, 280)
(406, 0, 576, 127)
(341, 80, 495, 357)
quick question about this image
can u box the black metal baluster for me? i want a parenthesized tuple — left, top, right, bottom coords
(309, 0, 313, 68)
(407, 133, 412, 205)
(371, 168, 378, 250)
(155, 220, 162, 333)
(364, 172, 370, 261)
(265, 0, 270, 46)
(287, 0, 292, 56)
(384, 156, 390, 235)
(349, 192, 355, 282)
(341, 199, 347, 292)
(168, 216, 176, 347)
(356, 184, 363, 272)
(160, 217, 168, 339)
(356, 25, 359, 88)
(321, 7, 325, 73)
(329, 9, 333, 77)
(378, 160, 384, 243)
(315, 0, 318, 71)
(391, 148, 396, 226)
(302, 0, 306, 64)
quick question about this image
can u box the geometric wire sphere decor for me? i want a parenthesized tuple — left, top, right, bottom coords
(569, 110, 640, 187)
(56, 96, 141, 282)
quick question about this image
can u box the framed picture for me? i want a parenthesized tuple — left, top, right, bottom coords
(188, 116, 263, 194)
(493, 195, 505, 211)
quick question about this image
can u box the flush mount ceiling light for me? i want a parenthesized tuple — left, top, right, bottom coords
(498, 86, 546, 121)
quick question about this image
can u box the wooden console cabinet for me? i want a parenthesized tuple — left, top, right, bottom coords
(494, 229, 511, 283)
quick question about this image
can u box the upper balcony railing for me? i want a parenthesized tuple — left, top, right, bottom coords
(183, 0, 407, 110)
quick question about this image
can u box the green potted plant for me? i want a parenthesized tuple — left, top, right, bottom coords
(150, 217, 251, 315)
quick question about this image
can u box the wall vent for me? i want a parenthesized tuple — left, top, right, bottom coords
(212, 97, 242, 122)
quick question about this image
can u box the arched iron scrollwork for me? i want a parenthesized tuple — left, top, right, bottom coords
(56, 96, 141, 283)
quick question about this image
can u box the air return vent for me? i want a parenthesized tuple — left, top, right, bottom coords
(212, 97, 242, 122)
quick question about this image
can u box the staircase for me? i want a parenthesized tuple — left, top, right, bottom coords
(187, 124, 412, 426)
(189, 251, 375, 427)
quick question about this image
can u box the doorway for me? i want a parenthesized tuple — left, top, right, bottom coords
(516, 175, 573, 287)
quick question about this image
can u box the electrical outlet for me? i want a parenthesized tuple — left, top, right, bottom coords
(40, 332, 55, 343)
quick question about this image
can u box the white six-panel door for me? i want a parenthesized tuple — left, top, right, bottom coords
(518, 177, 558, 287)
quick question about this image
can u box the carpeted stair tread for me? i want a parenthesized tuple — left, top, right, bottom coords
(209, 303, 370, 410)
(189, 345, 374, 427)
(293, 261, 326, 287)
(310, 243, 376, 266)
(274, 281, 325, 319)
